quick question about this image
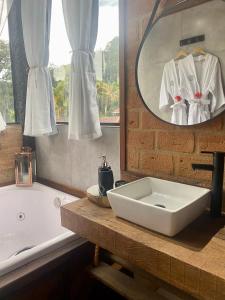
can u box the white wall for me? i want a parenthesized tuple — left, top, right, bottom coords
(36, 125, 120, 191)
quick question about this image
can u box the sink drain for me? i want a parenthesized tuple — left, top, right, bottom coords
(154, 204, 166, 208)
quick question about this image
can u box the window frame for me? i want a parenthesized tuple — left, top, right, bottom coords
(56, 121, 120, 127)
(53, 0, 121, 127)
(6, 0, 123, 128)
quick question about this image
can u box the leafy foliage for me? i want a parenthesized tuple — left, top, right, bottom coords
(0, 40, 14, 123)
(97, 80, 119, 117)
(104, 37, 119, 83)
(51, 36, 119, 122)
(50, 64, 69, 122)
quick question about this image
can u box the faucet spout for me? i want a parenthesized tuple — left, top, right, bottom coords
(191, 152, 225, 217)
(192, 164, 214, 171)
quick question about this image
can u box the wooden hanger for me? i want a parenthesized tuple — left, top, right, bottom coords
(192, 47, 207, 57)
(175, 49, 189, 61)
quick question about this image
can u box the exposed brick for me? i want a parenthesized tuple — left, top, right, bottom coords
(126, 66, 136, 87)
(128, 111, 139, 128)
(175, 155, 212, 182)
(127, 130, 154, 150)
(127, 19, 139, 45)
(141, 111, 173, 130)
(0, 125, 22, 184)
(158, 132, 194, 153)
(138, 15, 150, 41)
(140, 152, 173, 175)
(198, 135, 225, 152)
(127, 0, 153, 20)
(127, 87, 140, 109)
(124, 0, 225, 214)
(0, 126, 22, 148)
(0, 168, 15, 183)
(126, 44, 138, 68)
(127, 19, 139, 67)
(192, 116, 223, 131)
(127, 149, 139, 169)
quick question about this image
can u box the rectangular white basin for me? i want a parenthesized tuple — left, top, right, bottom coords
(107, 177, 211, 237)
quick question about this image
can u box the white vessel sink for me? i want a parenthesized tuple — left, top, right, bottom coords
(107, 177, 211, 237)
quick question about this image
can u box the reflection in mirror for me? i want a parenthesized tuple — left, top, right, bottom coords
(137, 0, 225, 126)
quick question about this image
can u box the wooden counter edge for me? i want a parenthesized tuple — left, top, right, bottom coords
(61, 199, 225, 300)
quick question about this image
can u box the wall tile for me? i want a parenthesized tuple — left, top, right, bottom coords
(36, 126, 120, 191)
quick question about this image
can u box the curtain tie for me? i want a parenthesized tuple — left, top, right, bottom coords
(71, 49, 94, 57)
(70, 49, 95, 73)
(29, 66, 47, 70)
(27, 66, 48, 88)
(70, 49, 94, 61)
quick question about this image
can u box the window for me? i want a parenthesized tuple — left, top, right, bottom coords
(0, 21, 14, 123)
(49, 0, 119, 124)
(95, 0, 120, 124)
(49, 1, 70, 122)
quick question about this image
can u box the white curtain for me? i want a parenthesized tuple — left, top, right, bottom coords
(0, 112, 6, 131)
(0, 0, 13, 34)
(62, 0, 102, 140)
(21, 0, 57, 137)
(0, 0, 13, 132)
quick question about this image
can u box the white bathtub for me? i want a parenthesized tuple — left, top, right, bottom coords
(0, 182, 80, 277)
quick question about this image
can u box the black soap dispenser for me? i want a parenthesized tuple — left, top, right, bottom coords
(98, 155, 114, 197)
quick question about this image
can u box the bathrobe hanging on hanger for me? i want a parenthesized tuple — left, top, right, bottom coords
(179, 53, 225, 125)
(159, 59, 187, 125)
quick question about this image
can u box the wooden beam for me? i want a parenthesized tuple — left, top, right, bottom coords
(89, 262, 166, 300)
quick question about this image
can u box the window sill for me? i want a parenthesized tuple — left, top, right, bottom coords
(56, 122, 120, 128)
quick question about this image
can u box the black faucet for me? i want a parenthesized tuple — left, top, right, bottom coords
(192, 151, 225, 217)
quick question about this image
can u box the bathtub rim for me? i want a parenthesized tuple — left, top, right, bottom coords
(0, 237, 87, 291)
(0, 232, 79, 277)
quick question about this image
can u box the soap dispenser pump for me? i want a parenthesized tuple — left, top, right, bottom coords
(98, 155, 114, 196)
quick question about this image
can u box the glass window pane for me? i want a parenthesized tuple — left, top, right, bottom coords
(49, 0, 70, 122)
(0, 21, 15, 123)
(95, 0, 119, 124)
(49, 0, 120, 124)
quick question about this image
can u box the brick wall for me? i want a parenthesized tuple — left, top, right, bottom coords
(125, 1, 225, 194)
(0, 125, 22, 185)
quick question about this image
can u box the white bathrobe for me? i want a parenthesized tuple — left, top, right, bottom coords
(160, 59, 187, 125)
(179, 53, 225, 125)
(0, 112, 6, 132)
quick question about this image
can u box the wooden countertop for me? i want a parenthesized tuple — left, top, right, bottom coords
(61, 198, 225, 299)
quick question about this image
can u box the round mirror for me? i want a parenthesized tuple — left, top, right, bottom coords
(136, 0, 225, 126)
